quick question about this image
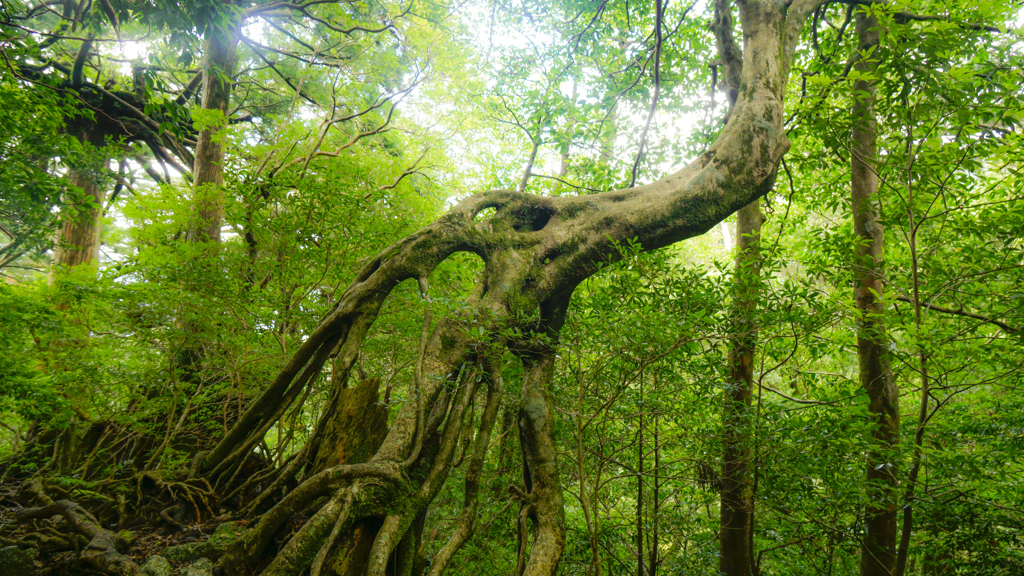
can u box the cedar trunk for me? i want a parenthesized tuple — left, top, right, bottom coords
(53, 163, 108, 269)
(187, 16, 239, 244)
(53, 117, 111, 273)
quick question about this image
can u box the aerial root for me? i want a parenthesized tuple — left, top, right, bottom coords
(309, 490, 355, 576)
(427, 370, 504, 576)
(137, 472, 217, 524)
(258, 490, 351, 576)
(366, 513, 407, 576)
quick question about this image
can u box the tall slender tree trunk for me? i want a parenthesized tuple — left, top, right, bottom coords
(554, 81, 578, 194)
(176, 10, 240, 376)
(721, 200, 763, 576)
(573, 362, 601, 576)
(713, 1, 763, 573)
(599, 104, 617, 168)
(598, 35, 624, 171)
(518, 135, 542, 193)
(894, 113, 929, 576)
(851, 10, 900, 576)
(636, 375, 645, 576)
(649, 409, 660, 576)
(187, 11, 239, 244)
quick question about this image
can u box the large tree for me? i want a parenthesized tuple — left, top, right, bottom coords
(196, 1, 824, 574)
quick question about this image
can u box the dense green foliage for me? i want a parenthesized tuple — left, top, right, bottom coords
(1, 0, 1022, 574)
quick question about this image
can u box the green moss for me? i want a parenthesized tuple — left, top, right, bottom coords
(141, 555, 172, 576)
(558, 200, 591, 220)
(441, 332, 457, 350)
(209, 522, 248, 548)
(163, 541, 215, 562)
(116, 530, 135, 551)
(0, 546, 37, 575)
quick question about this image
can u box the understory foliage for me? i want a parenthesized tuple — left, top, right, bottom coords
(1, 0, 1023, 575)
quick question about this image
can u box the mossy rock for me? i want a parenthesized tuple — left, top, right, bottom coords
(162, 522, 248, 562)
(183, 558, 215, 576)
(115, 530, 135, 552)
(0, 546, 38, 574)
(141, 555, 172, 576)
(162, 541, 215, 562)
(208, 521, 247, 549)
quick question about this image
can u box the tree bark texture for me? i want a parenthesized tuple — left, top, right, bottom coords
(309, 378, 390, 475)
(712, 2, 764, 574)
(200, 2, 830, 574)
(515, 353, 565, 576)
(187, 13, 240, 244)
(636, 376, 645, 576)
(851, 9, 900, 576)
(53, 161, 108, 269)
(53, 106, 113, 272)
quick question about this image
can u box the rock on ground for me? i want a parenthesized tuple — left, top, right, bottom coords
(0, 545, 38, 574)
(183, 557, 215, 576)
(140, 554, 172, 576)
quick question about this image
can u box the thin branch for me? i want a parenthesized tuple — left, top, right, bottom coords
(372, 148, 431, 195)
(895, 295, 1018, 333)
(239, 34, 319, 106)
(629, 0, 665, 188)
(174, 70, 204, 105)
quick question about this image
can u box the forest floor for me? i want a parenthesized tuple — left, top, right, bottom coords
(0, 477, 277, 576)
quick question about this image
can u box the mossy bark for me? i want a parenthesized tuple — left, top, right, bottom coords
(53, 161, 108, 270)
(309, 378, 389, 475)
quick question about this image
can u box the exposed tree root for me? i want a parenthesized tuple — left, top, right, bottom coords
(16, 479, 139, 575)
(427, 369, 504, 576)
(137, 473, 218, 526)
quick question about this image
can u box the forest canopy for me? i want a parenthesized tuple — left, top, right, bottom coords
(0, 0, 1022, 575)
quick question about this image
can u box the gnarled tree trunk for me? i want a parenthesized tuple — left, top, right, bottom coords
(198, 2, 828, 574)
